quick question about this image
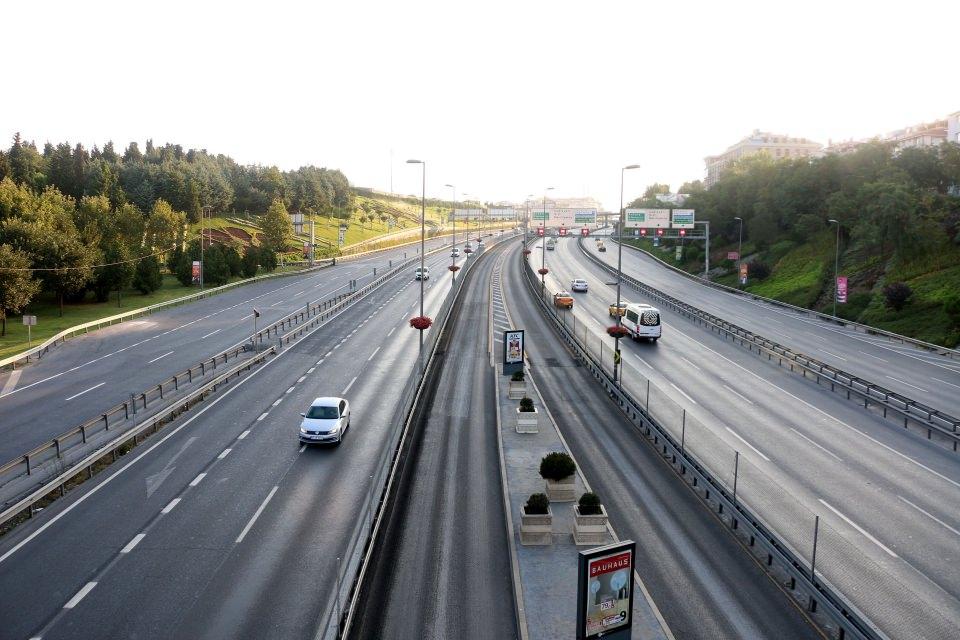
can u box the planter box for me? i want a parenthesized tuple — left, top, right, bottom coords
(519, 506, 553, 545)
(516, 407, 539, 434)
(508, 380, 527, 400)
(545, 476, 576, 502)
(573, 504, 610, 546)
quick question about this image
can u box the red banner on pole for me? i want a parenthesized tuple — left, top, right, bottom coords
(837, 276, 848, 303)
(580, 227, 589, 236)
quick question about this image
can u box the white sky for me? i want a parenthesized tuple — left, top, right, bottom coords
(2, 0, 957, 210)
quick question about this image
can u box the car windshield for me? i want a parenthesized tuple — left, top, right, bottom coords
(306, 405, 339, 419)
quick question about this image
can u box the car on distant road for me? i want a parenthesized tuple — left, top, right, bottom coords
(451, 247, 461, 257)
(300, 397, 351, 445)
(608, 302, 626, 317)
(553, 291, 574, 309)
(571, 279, 589, 292)
(597, 241, 607, 252)
(415, 267, 430, 280)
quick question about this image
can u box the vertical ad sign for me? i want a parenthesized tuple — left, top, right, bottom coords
(577, 541, 636, 639)
(503, 329, 524, 375)
(837, 276, 848, 304)
(191, 261, 201, 284)
(739, 262, 748, 285)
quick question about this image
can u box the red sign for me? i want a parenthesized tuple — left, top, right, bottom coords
(679, 229, 686, 236)
(303, 242, 310, 258)
(640, 228, 647, 236)
(537, 226, 545, 237)
(191, 260, 201, 285)
(589, 552, 632, 578)
(580, 227, 589, 236)
(559, 227, 568, 236)
(656, 228, 664, 236)
(739, 262, 748, 284)
(837, 276, 848, 304)
(727, 251, 739, 260)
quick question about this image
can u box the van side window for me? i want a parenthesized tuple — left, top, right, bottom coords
(626, 310, 639, 323)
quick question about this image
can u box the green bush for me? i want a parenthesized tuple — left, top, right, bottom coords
(241, 246, 260, 278)
(524, 493, 550, 515)
(539, 451, 576, 481)
(260, 247, 278, 272)
(511, 370, 525, 382)
(133, 255, 163, 294)
(519, 396, 535, 412)
(750, 261, 771, 280)
(578, 492, 602, 515)
(883, 282, 912, 311)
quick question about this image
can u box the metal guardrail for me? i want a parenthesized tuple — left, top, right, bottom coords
(578, 238, 960, 451)
(519, 254, 885, 640)
(608, 234, 960, 360)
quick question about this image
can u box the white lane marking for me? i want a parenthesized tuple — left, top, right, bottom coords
(932, 377, 960, 390)
(64, 382, 106, 402)
(147, 351, 174, 364)
(325, 351, 333, 357)
(238, 430, 250, 440)
(307, 367, 315, 374)
(0, 370, 22, 397)
(63, 582, 97, 609)
(368, 347, 381, 361)
(270, 301, 282, 307)
(633, 355, 653, 369)
(161, 498, 181, 514)
(722, 384, 754, 406)
(819, 349, 847, 361)
(317, 359, 325, 365)
(199, 329, 222, 339)
(272, 398, 282, 407)
(217, 448, 232, 460)
(258, 412, 268, 421)
(299, 445, 307, 454)
(121, 533, 146, 554)
(236, 486, 278, 544)
(725, 427, 770, 461)
(898, 496, 960, 538)
(286, 386, 295, 394)
(292, 290, 306, 297)
(818, 499, 898, 557)
(387, 327, 396, 337)
(343, 376, 358, 394)
(669, 382, 697, 405)
(789, 428, 843, 461)
(189, 472, 207, 486)
(679, 356, 701, 371)
(859, 351, 889, 363)
(885, 375, 928, 393)
(297, 376, 306, 383)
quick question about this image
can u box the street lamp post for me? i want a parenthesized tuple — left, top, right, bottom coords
(407, 159, 426, 372)
(445, 183, 456, 284)
(734, 216, 744, 286)
(829, 219, 840, 316)
(200, 205, 212, 289)
(524, 194, 534, 245)
(614, 165, 641, 384)
(541, 187, 554, 293)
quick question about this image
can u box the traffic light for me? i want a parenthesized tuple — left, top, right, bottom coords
(640, 228, 647, 236)
(679, 229, 686, 237)
(656, 228, 664, 236)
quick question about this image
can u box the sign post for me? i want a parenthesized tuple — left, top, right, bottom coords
(577, 540, 636, 640)
(191, 261, 202, 285)
(23, 315, 37, 348)
(503, 330, 524, 376)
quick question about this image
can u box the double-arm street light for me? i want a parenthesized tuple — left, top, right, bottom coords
(829, 219, 840, 316)
(613, 165, 640, 383)
(734, 216, 744, 286)
(407, 159, 426, 371)
(199, 205, 213, 290)
(445, 183, 457, 284)
(540, 187, 554, 293)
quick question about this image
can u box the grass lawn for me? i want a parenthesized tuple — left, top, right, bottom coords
(745, 234, 832, 308)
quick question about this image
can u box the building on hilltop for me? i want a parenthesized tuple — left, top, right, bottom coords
(704, 130, 822, 188)
(824, 110, 959, 156)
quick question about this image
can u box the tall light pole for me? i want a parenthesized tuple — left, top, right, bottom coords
(829, 219, 840, 316)
(541, 187, 554, 292)
(734, 216, 744, 286)
(200, 205, 212, 289)
(445, 183, 456, 284)
(524, 194, 534, 244)
(407, 159, 426, 371)
(614, 165, 641, 384)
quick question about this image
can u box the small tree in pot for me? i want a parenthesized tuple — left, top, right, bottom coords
(520, 492, 552, 545)
(508, 369, 526, 399)
(540, 451, 577, 501)
(516, 396, 538, 433)
(573, 491, 609, 545)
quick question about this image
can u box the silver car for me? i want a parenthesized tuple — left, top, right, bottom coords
(571, 278, 589, 292)
(299, 397, 351, 445)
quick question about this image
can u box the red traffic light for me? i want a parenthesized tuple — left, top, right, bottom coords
(679, 229, 686, 236)
(656, 228, 664, 236)
(640, 228, 647, 236)
(537, 227, 545, 236)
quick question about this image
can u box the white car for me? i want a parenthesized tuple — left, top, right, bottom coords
(299, 397, 351, 445)
(571, 279, 588, 292)
(415, 267, 430, 280)
(451, 247, 461, 257)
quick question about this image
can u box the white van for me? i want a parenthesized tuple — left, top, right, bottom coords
(621, 303, 661, 342)
(415, 267, 430, 280)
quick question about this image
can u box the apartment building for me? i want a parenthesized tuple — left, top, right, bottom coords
(704, 130, 822, 188)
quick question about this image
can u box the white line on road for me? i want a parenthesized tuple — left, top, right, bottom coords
(818, 499, 898, 557)
(286, 386, 295, 394)
(343, 376, 358, 394)
(199, 329, 222, 339)
(725, 427, 770, 461)
(292, 290, 306, 297)
(120, 533, 146, 554)
(189, 473, 207, 486)
(236, 486, 278, 544)
(898, 496, 960, 537)
(859, 351, 889, 363)
(63, 582, 97, 609)
(161, 498, 181, 514)
(325, 351, 333, 357)
(64, 382, 106, 401)
(789, 428, 843, 461)
(258, 412, 268, 421)
(307, 367, 315, 374)
(819, 349, 847, 361)
(368, 347, 381, 361)
(217, 448, 231, 460)
(387, 327, 396, 337)
(238, 430, 250, 440)
(885, 375, 928, 393)
(722, 384, 754, 405)
(0, 370, 23, 397)
(272, 398, 282, 407)
(270, 301, 282, 307)
(299, 444, 307, 454)
(679, 356, 701, 371)
(297, 376, 306, 383)
(147, 351, 174, 364)
(669, 382, 697, 405)
(932, 377, 960, 390)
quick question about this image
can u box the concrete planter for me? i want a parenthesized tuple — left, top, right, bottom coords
(516, 407, 539, 433)
(573, 504, 610, 546)
(508, 380, 527, 400)
(545, 475, 577, 502)
(519, 506, 553, 545)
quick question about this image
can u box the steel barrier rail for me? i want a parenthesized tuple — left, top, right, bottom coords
(519, 254, 884, 640)
(607, 235, 960, 361)
(0, 347, 276, 531)
(577, 238, 960, 450)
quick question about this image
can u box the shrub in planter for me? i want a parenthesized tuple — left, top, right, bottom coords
(539, 451, 576, 481)
(525, 493, 550, 515)
(448, 264, 461, 272)
(537, 268, 549, 276)
(522, 249, 532, 256)
(606, 325, 630, 338)
(511, 370, 525, 382)
(578, 492, 602, 515)
(409, 315, 433, 330)
(519, 397, 535, 412)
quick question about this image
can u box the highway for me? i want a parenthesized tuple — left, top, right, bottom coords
(0, 237, 479, 640)
(538, 235, 960, 638)
(350, 242, 517, 640)
(589, 231, 960, 417)
(0, 232, 478, 463)
(503, 242, 822, 639)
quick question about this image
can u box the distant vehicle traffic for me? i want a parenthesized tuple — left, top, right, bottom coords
(553, 291, 574, 309)
(621, 303, 661, 342)
(300, 397, 351, 445)
(451, 247, 461, 257)
(571, 279, 588, 292)
(608, 302, 626, 317)
(546, 238, 556, 250)
(415, 267, 430, 280)
(597, 242, 607, 252)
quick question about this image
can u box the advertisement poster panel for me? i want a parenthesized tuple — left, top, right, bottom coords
(727, 251, 739, 260)
(454, 208, 484, 219)
(739, 262, 748, 285)
(503, 329, 524, 375)
(577, 541, 636, 639)
(837, 276, 848, 303)
(623, 209, 670, 228)
(671, 209, 695, 228)
(191, 261, 201, 284)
